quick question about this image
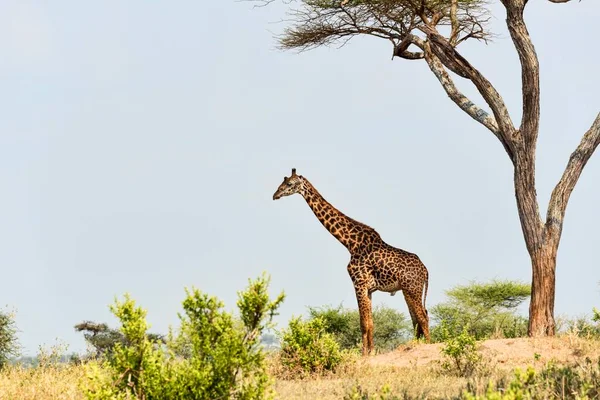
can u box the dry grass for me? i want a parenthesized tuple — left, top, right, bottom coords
(272, 336, 600, 399)
(0, 364, 85, 400)
(273, 361, 478, 399)
(2, 336, 600, 400)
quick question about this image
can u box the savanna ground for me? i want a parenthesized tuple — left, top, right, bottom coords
(273, 336, 600, 399)
(2, 335, 599, 400)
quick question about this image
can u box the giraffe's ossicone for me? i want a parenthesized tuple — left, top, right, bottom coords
(273, 168, 431, 356)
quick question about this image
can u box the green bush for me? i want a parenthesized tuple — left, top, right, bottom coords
(561, 316, 600, 338)
(431, 280, 530, 341)
(84, 273, 284, 400)
(0, 309, 19, 370)
(440, 325, 482, 377)
(344, 384, 410, 400)
(555, 307, 600, 339)
(593, 307, 600, 323)
(308, 304, 412, 352)
(462, 358, 600, 399)
(279, 316, 344, 376)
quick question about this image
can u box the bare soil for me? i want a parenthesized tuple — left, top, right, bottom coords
(368, 336, 600, 370)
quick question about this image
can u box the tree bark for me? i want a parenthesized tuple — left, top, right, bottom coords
(512, 150, 559, 336)
(528, 242, 558, 336)
(516, 179, 559, 337)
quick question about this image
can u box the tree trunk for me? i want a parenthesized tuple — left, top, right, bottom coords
(528, 243, 558, 336)
(513, 153, 560, 337)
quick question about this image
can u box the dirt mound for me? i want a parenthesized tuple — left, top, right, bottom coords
(367, 337, 600, 369)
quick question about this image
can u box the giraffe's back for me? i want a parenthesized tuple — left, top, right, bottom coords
(358, 244, 428, 294)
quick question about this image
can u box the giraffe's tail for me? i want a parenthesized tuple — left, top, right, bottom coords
(423, 270, 429, 316)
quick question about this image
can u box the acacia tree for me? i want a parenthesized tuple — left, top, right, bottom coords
(252, 0, 599, 337)
(0, 311, 19, 369)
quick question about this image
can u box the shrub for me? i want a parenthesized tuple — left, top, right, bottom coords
(562, 316, 600, 339)
(431, 280, 530, 341)
(344, 384, 409, 400)
(84, 273, 284, 400)
(278, 316, 343, 376)
(308, 304, 412, 352)
(462, 358, 600, 399)
(0, 310, 19, 370)
(440, 325, 482, 377)
(593, 307, 600, 323)
(555, 307, 600, 340)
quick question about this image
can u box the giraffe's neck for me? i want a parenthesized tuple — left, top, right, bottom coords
(300, 179, 380, 252)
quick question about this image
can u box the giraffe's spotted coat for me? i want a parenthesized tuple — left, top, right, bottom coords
(273, 168, 431, 356)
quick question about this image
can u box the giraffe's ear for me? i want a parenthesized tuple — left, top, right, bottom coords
(291, 168, 297, 176)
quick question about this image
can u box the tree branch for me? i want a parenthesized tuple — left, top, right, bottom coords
(449, 0, 459, 46)
(420, 28, 518, 157)
(546, 112, 600, 237)
(268, 0, 492, 51)
(502, 1, 540, 146)
(392, 35, 424, 60)
(420, 40, 517, 160)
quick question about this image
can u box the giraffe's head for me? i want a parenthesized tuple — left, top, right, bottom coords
(273, 168, 305, 200)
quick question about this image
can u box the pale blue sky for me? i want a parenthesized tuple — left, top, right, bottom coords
(1, 1, 599, 355)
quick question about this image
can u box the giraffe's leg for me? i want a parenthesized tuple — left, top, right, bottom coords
(405, 300, 421, 338)
(403, 289, 430, 342)
(355, 287, 374, 356)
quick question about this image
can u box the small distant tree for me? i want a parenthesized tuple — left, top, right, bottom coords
(0, 309, 19, 369)
(308, 304, 412, 351)
(74, 320, 164, 360)
(260, 332, 279, 349)
(431, 280, 531, 341)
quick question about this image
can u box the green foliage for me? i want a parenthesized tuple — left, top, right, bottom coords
(445, 280, 531, 310)
(462, 358, 600, 399)
(344, 383, 413, 400)
(84, 273, 284, 400)
(556, 307, 600, 339)
(431, 280, 530, 341)
(562, 316, 600, 339)
(440, 325, 482, 377)
(279, 316, 344, 376)
(308, 304, 412, 352)
(0, 310, 19, 370)
(593, 307, 600, 323)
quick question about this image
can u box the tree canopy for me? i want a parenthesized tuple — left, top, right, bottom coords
(275, 0, 491, 53)
(431, 280, 531, 340)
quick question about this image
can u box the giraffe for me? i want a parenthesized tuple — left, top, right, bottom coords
(273, 168, 430, 356)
